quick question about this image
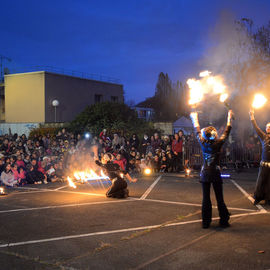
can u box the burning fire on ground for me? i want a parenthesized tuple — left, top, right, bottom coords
(67, 169, 109, 188)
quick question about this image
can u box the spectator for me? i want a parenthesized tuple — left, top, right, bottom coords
(1, 163, 18, 187)
(141, 134, 151, 155)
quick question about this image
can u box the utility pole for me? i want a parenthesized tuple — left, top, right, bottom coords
(0, 55, 12, 82)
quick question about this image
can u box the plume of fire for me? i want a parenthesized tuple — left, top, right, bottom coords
(67, 176, 77, 188)
(252, 94, 267, 109)
(187, 70, 228, 106)
(67, 169, 110, 189)
(187, 79, 204, 106)
(73, 169, 109, 182)
(220, 93, 228, 103)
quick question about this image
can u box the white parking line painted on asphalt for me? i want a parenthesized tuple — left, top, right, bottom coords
(0, 198, 138, 214)
(16, 186, 105, 197)
(54, 185, 69, 190)
(10, 190, 49, 195)
(143, 198, 257, 212)
(230, 179, 267, 213)
(140, 175, 162, 200)
(0, 211, 265, 249)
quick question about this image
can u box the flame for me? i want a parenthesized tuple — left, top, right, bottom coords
(0, 187, 4, 194)
(252, 94, 267, 109)
(220, 93, 228, 103)
(187, 71, 228, 107)
(67, 176, 77, 188)
(187, 78, 204, 105)
(207, 76, 226, 95)
(73, 169, 109, 183)
(199, 70, 211, 77)
(144, 168, 152, 175)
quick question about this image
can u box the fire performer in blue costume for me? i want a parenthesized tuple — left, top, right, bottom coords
(249, 109, 270, 205)
(95, 153, 137, 199)
(190, 110, 234, 228)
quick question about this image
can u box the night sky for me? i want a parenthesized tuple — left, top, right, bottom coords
(1, 0, 270, 103)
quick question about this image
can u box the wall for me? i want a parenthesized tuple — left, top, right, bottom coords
(5, 72, 45, 122)
(44, 72, 124, 122)
(0, 123, 39, 136)
(154, 122, 173, 135)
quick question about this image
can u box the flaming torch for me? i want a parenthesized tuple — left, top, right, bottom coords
(252, 94, 267, 109)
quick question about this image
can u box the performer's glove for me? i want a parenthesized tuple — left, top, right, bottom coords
(190, 112, 199, 128)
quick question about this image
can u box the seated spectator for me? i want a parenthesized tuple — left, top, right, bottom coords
(18, 167, 27, 185)
(0, 158, 5, 175)
(1, 163, 18, 187)
(46, 164, 58, 182)
(26, 164, 45, 184)
(160, 156, 168, 172)
(24, 155, 31, 166)
(166, 152, 174, 172)
(38, 160, 48, 183)
(113, 154, 126, 170)
(127, 158, 136, 173)
(151, 155, 161, 173)
(54, 162, 65, 181)
(11, 164, 20, 181)
(16, 155, 25, 168)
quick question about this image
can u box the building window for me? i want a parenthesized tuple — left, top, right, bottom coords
(138, 110, 146, 118)
(111, 96, 118, 102)
(95, 94, 103, 103)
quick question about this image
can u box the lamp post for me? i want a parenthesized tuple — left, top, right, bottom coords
(52, 99, 59, 122)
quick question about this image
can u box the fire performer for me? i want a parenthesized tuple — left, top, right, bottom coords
(249, 109, 270, 205)
(95, 153, 137, 199)
(190, 110, 233, 228)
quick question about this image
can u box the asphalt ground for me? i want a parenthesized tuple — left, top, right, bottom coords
(0, 169, 269, 270)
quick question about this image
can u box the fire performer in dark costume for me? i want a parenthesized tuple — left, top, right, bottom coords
(249, 109, 270, 205)
(95, 153, 137, 198)
(190, 110, 233, 228)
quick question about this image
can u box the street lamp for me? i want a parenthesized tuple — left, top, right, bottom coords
(52, 99, 59, 122)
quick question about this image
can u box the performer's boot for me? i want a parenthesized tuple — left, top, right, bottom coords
(219, 213, 231, 228)
(202, 222, 210, 229)
(123, 188, 129, 198)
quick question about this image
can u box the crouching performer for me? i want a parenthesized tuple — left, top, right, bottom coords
(95, 153, 137, 198)
(190, 110, 233, 228)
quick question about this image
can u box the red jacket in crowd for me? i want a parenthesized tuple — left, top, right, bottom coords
(172, 139, 183, 153)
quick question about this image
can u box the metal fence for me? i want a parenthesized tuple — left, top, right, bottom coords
(183, 142, 261, 170)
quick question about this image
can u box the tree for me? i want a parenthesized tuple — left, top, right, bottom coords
(68, 102, 157, 137)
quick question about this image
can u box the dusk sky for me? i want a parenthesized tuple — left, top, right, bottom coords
(1, 0, 270, 103)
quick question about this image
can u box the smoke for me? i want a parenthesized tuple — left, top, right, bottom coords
(198, 10, 270, 139)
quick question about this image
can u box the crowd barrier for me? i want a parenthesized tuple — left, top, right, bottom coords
(183, 143, 261, 170)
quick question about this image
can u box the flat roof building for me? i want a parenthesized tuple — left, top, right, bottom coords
(4, 71, 124, 123)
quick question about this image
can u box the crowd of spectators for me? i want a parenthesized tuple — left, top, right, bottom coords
(0, 127, 261, 188)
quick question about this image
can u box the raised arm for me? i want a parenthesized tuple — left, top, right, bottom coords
(219, 110, 233, 142)
(190, 112, 202, 142)
(249, 109, 265, 139)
